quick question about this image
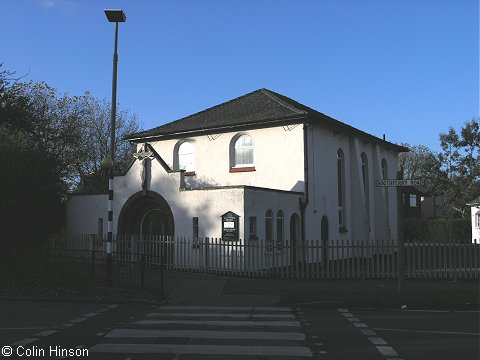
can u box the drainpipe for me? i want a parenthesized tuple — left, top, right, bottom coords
(299, 123, 310, 261)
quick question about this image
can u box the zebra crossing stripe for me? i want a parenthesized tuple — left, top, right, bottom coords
(106, 328, 306, 340)
(89, 343, 313, 357)
(158, 306, 292, 312)
(145, 312, 295, 319)
(135, 319, 301, 327)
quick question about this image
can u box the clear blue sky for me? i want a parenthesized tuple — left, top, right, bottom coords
(1, 0, 478, 152)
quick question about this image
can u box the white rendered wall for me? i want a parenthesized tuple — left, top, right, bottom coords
(67, 194, 108, 235)
(304, 124, 399, 243)
(145, 125, 305, 192)
(113, 157, 245, 239)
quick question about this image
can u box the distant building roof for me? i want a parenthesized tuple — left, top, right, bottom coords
(126, 88, 408, 152)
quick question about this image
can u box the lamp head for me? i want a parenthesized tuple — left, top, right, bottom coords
(104, 9, 126, 23)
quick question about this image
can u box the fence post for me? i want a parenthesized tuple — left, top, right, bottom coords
(91, 250, 95, 283)
(140, 254, 145, 289)
(204, 237, 209, 273)
(397, 238, 405, 293)
(160, 255, 164, 300)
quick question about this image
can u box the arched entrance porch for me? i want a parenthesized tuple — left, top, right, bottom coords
(117, 191, 174, 264)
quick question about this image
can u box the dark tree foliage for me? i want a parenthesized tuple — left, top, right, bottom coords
(400, 118, 480, 219)
(0, 65, 141, 244)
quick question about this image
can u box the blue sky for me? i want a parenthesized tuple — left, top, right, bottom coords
(1, 0, 478, 152)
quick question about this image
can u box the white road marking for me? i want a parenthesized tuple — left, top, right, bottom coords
(347, 317, 361, 322)
(34, 329, 58, 337)
(89, 343, 313, 357)
(70, 317, 87, 323)
(107, 304, 119, 309)
(83, 312, 99, 317)
(135, 319, 301, 327)
(159, 305, 292, 312)
(368, 336, 387, 345)
(11, 338, 39, 347)
(342, 313, 354, 317)
(376, 346, 398, 357)
(375, 327, 480, 336)
(337, 308, 349, 312)
(106, 328, 306, 340)
(62, 323, 75, 328)
(361, 329, 377, 336)
(146, 312, 294, 319)
(353, 323, 367, 328)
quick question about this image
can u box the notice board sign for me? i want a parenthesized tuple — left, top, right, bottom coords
(221, 211, 239, 242)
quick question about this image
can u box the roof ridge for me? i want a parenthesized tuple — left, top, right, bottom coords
(260, 88, 307, 115)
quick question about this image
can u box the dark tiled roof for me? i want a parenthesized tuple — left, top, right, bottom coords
(126, 88, 407, 152)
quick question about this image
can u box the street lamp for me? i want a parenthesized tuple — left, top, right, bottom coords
(104, 9, 126, 287)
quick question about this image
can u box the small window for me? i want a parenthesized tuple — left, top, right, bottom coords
(265, 210, 273, 252)
(249, 216, 258, 240)
(276, 210, 284, 251)
(409, 194, 417, 208)
(234, 135, 254, 167)
(178, 142, 195, 172)
(192, 217, 199, 248)
(475, 212, 480, 228)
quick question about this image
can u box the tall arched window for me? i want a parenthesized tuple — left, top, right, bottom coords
(234, 135, 254, 167)
(475, 211, 480, 228)
(265, 209, 273, 251)
(337, 149, 346, 229)
(381, 159, 388, 180)
(361, 152, 370, 223)
(276, 210, 284, 251)
(178, 142, 195, 172)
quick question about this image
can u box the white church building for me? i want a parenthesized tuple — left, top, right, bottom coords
(67, 89, 407, 262)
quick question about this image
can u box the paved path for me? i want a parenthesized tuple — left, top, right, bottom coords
(167, 278, 281, 305)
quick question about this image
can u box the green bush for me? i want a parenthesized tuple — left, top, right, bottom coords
(404, 218, 471, 243)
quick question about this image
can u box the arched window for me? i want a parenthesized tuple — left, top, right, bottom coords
(265, 209, 273, 251)
(475, 211, 480, 228)
(276, 210, 284, 251)
(361, 152, 370, 223)
(234, 135, 254, 167)
(381, 159, 388, 180)
(337, 149, 346, 229)
(178, 141, 195, 172)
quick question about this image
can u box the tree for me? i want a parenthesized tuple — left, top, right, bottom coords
(438, 118, 480, 218)
(0, 64, 142, 243)
(73, 94, 141, 194)
(398, 143, 441, 181)
(398, 119, 479, 219)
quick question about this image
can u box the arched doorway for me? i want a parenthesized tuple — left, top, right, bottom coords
(118, 191, 174, 236)
(117, 191, 174, 264)
(321, 216, 329, 265)
(290, 213, 300, 265)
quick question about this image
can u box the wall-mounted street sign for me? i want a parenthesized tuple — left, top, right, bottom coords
(375, 179, 426, 187)
(221, 211, 239, 242)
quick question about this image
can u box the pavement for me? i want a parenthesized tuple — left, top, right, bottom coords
(1, 270, 478, 309)
(164, 270, 480, 309)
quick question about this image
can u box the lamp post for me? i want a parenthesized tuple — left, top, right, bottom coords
(104, 9, 126, 287)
